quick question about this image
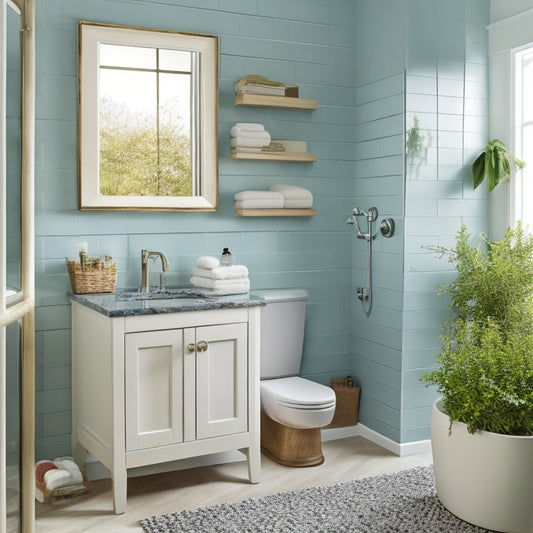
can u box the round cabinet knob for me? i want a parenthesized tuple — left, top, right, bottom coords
(187, 343, 196, 353)
(196, 340, 208, 352)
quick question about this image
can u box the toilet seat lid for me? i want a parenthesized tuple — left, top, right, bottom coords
(261, 376, 336, 408)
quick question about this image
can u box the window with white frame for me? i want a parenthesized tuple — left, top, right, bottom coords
(513, 44, 533, 232)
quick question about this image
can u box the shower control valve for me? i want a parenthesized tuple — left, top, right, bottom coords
(357, 287, 369, 301)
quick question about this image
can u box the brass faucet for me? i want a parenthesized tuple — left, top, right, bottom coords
(140, 250, 170, 292)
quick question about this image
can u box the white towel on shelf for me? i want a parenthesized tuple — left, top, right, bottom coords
(192, 265, 249, 280)
(231, 147, 262, 153)
(196, 256, 220, 270)
(191, 276, 250, 292)
(283, 197, 314, 208)
(234, 198, 284, 209)
(231, 135, 271, 149)
(231, 125, 269, 138)
(233, 122, 265, 132)
(270, 184, 313, 200)
(234, 190, 284, 202)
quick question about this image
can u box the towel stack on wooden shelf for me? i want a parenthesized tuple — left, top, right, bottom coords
(230, 123, 285, 154)
(191, 256, 250, 295)
(234, 185, 313, 210)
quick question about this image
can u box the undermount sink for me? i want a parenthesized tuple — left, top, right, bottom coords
(115, 288, 198, 301)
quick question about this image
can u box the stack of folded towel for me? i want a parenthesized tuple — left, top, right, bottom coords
(234, 184, 313, 210)
(231, 123, 284, 154)
(35, 456, 88, 503)
(191, 256, 250, 295)
(270, 184, 313, 208)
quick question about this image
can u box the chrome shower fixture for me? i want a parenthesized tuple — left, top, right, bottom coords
(345, 206, 379, 240)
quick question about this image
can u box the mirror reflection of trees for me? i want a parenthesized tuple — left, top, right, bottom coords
(99, 96, 192, 197)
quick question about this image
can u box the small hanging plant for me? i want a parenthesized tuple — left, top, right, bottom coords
(472, 139, 525, 191)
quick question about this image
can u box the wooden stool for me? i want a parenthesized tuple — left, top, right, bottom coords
(261, 411, 324, 467)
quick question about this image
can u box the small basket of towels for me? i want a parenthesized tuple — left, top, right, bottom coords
(35, 456, 89, 503)
(234, 184, 313, 211)
(191, 256, 250, 295)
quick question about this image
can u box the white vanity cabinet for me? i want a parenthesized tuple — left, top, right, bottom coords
(70, 301, 261, 515)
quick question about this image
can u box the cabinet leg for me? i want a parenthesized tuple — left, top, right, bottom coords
(243, 446, 261, 484)
(112, 466, 127, 515)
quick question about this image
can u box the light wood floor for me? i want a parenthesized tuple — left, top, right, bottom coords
(35, 436, 433, 533)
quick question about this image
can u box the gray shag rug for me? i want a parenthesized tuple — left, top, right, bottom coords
(139, 466, 493, 532)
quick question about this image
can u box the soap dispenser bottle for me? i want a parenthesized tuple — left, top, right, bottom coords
(221, 247, 233, 266)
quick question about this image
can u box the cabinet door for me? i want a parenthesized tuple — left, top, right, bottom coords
(195, 323, 248, 439)
(125, 329, 183, 451)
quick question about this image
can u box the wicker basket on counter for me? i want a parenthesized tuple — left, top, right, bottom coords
(326, 376, 360, 428)
(66, 260, 117, 294)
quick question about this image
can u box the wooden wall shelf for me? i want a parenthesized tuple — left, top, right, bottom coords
(235, 208, 317, 217)
(231, 151, 317, 162)
(234, 93, 318, 110)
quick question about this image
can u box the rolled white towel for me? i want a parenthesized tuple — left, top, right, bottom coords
(231, 135, 271, 149)
(196, 256, 220, 270)
(231, 125, 269, 138)
(232, 122, 265, 132)
(192, 265, 249, 280)
(234, 190, 284, 202)
(54, 459, 83, 486)
(44, 468, 71, 491)
(270, 184, 313, 200)
(191, 276, 250, 292)
(283, 198, 314, 208)
(234, 198, 284, 209)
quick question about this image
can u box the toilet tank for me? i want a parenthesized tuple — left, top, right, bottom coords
(254, 289, 308, 379)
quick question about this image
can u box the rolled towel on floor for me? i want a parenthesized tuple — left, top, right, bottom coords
(192, 265, 249, 280)
(196, 256, 220, 270)
(231, 135, 271, 149)
(234, 198, 284, 209)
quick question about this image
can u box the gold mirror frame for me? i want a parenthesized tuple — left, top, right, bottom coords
(78, 22, 218, 211)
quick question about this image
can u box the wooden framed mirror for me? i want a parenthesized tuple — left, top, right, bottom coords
(78, 22, 218, 211)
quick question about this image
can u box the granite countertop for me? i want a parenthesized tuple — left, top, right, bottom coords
(68, 287, 264, 317)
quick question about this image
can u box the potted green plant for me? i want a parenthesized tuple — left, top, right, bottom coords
(472, 138, 525, 191)
(423, 223, 533, 533)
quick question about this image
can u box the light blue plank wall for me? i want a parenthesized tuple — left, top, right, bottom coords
(34, 0, 358, 459)
(401, 0, 489, 443)
(33, 0, 490, 459)
(350, 0, 489, 444)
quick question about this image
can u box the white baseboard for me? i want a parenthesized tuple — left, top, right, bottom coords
(84, 425, 431, 481)
(322, 424, 431, 457)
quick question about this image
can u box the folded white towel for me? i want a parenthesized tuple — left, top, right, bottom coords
(191, 276, 250, 292)
(233, 122, 265, 132)
(196, 256, 220, 270)
(270, 184, 313, 200)
(284, 198, 314, 208)
(235, 198, 285, 209)
(231, 135, 271, 149)
(231, 147, 262, 153)
(231, 126, 270, 138)
(202, 285, 250, 295)
(234, 190, 284, 202)
(192, 265, 249, 280)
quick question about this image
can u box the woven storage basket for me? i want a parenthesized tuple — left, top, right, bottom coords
(326, 377, 360, 428)
(66, 260, 117, 294)
(36, 468, 89, 503)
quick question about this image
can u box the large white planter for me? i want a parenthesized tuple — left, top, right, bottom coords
(431, 398, 533, 533)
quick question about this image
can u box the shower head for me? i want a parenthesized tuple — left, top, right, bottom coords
(353, 206, 366, 216)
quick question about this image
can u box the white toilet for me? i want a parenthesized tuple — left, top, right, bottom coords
(255, 289, 336, 467)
